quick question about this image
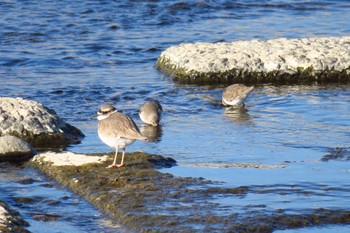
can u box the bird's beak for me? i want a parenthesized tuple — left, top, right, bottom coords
(91, 114, 98, 119)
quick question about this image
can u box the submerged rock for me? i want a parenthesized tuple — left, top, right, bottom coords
(321, 147, 350, 161)
(156, 36, 350, 85)
(0, 135, 37, 162)
(0, 200, 29, 233)
(0, 97, 84, 149)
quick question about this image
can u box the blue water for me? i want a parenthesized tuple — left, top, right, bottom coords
(0, 163, 130, 233)
(1, 0, 350, 232)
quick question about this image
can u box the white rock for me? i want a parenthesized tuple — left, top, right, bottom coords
(32, 152, 109, 166)
(157, 36, 350, 83)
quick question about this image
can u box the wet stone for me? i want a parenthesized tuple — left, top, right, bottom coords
(321, 147, 350, 162)
(16, 178, 37, 185)
(0, 135, 37, 163)
(30, 151, 350, 232)
(0, 97, 84, 149)
(13, 196, 45, 208)
(31, 213, 60, 222)
(0, 200, 30, 233)
(39, 183, 54, 188)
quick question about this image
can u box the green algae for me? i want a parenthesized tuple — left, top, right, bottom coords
(30, 152, 350, 232)
(156, 57, 350, 85)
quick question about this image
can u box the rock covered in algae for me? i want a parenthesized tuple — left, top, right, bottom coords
(0, 135, 37, 162)
(0, 201, 29, 233)
(156, 36, 350, 84)
(30, 151, 350, 233)
(0, 97, 84, 149)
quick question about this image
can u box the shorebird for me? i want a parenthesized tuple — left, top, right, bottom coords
(139, 100, 163, 126)
(222, 84, 254, 107)
(93, 104, 147, 168)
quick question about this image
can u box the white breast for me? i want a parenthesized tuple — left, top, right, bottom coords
(223, 97, 243, 106)
(98, 132, 136, 149)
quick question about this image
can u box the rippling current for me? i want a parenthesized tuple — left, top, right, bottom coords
(1, 1, 350, 232)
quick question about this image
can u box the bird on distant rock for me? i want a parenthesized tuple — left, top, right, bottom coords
(139, 100, 163, 126)
(222, 84, 254, 107)
(93, 104, 148, 168)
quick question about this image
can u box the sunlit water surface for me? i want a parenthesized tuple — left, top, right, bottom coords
(1, 0, 350, 232)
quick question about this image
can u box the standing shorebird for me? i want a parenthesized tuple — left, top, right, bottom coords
(139, 100, 163, 126)
(222, 84, 254, 107)
(93, 104, 147, 168)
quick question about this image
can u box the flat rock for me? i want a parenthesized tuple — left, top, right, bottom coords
(0, 201, 29, 233)
(156, 36, 350, 84)
(0, 135, 36, 162)
(32, 152, 109, 166)
(0, 97, 84, 149)
(30, 151, 350, 232)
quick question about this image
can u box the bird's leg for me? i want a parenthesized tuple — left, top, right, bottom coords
(107, 146, 119, 169)
(116, 148, 125, 167)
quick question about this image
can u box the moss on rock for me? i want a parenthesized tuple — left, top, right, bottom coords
(157, 37, 350, 85)
(30, 152, 350, 232)
(157, 57, 350, 85)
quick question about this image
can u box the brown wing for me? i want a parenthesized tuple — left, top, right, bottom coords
(140, 101, 162, 114)
(223, 84, 254, 101)
(99, 112, 146, 140)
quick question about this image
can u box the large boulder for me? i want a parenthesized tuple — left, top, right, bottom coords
(156, 36, 350, 85)
(0, 97, 84, 149)
(0, 135, 36, 162)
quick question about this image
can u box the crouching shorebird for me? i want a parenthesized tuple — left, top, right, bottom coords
(139, 100, 163, 126)
(222, 84, 254, 107)
(93, 104, 148, 168)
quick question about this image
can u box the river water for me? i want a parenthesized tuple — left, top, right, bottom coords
(1, 0, 350, 232)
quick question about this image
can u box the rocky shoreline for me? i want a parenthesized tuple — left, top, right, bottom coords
(29, 152, 350, 233)
(0, 97, 85, 232)
(1, 150, 350, 232)
(156, 36, 350, 85)
(1, 36, 350, 231)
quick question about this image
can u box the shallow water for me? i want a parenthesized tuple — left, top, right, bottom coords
(1, 0, 350, 232)
(0, 163, 129, 233)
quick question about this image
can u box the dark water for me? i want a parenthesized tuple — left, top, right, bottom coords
(1, 0, 350, 232)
